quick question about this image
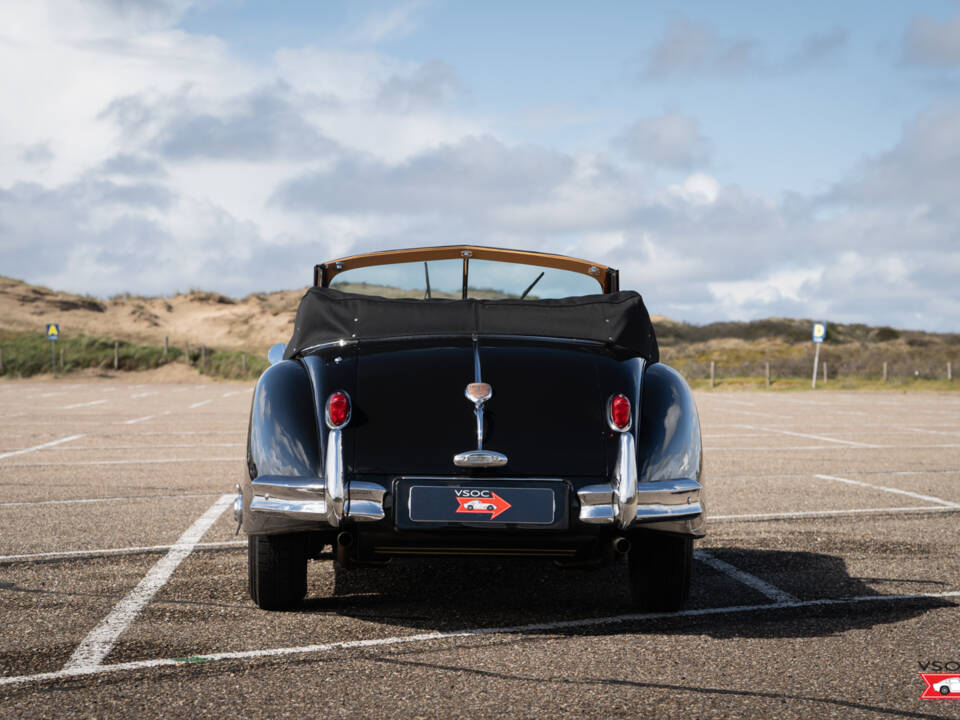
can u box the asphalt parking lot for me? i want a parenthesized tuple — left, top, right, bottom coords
(1, 380, 958, 718)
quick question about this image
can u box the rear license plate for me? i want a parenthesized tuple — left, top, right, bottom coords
(395, 478, 568, 529)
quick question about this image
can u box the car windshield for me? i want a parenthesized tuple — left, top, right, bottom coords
(329, 258, 602, 300)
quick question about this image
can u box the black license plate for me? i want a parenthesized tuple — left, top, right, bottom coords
(395, 478, 568, 529)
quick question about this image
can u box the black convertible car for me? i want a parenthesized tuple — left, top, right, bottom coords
(237, 246, 704, 611)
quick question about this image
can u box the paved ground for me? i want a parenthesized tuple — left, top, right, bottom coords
(1, 380, 959, 718)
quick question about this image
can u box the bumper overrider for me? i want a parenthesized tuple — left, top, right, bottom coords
(238, 427, 702, 532)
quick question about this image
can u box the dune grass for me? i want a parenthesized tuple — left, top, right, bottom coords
(0, 331, 267, 380)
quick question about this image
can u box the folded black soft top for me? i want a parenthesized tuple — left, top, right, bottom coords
(285, 287, 659, 362)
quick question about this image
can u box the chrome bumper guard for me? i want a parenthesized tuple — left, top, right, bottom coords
(246, 427, 387, 526)
(578, 433, 702, 529)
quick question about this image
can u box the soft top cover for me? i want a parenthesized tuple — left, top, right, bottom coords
(285, 287, 659, 362)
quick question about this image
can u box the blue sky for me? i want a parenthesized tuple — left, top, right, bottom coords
(179, 0, 946, 194)
(1, 0, 959, 329)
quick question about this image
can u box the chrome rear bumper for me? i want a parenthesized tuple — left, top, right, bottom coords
(242, 427, 386, 528)
(241, 425, 699, 532)
(577, 433, 702, 529)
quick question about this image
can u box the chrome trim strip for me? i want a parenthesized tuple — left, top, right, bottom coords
(472, 334, 482, 383)
(576, 432, 702, 528)
(249, 476, 329, 520)
(401, 475, 563, 483)
(251, 476, 328, 500)
(299, 339, 358, 354)
(471, 337, 485, 448)
(325, 428, 345, 525)
(613, 432, 638, 528)
(634, 501, 703, 522)
(344, 499, 385, 522)
(453, 450, 508, 468)
(300, 335, 609, 355)
(250, 496, 328, 519)
(345, 480, 387, 522)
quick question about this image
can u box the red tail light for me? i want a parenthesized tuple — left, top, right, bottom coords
(608, 393, 631, 431)
(326, 391, 351, 429)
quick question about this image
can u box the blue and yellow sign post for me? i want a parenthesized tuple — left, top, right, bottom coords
(811, 321, 826, 388)
(46, 323, 60, 378)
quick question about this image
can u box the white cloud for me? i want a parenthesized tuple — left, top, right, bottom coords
(903, 10, 960, 66)
(348, 0, 430, 45)
(640, 14, 847, 79)
(0, 1, 957, 332)
(667, 173, 719, 204)
(615, 113, 711, 169)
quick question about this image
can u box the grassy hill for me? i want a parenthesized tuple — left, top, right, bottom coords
(1, 275, 956, 387)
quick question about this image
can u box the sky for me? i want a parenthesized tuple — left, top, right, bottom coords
(1, 0, 959, 329)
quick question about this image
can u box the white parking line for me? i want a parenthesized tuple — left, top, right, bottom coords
(129, 392, 158, 399)
(708, 443, 960, 451)
(739, 424, 880, 448)
(63, 399, 108, 410)
(0, 540, 244, 564)
(4, 457, 241, 467)
(0, 492, 222, 508)
(814, 474, 960, 508)
(63, 494, 234, 671)
(43, 443, 244, 451)
(0, 434, 86, 461)
(695, 550, 797, 602)
(222, 389, 252, 398)
(3, 589, 956, 688)
(119, 411, 172, 425)
(189, 400, 212, 409)
(712, 506, 960, 522)
(908, 427, 960, 437)
(717, 409, 792, 420)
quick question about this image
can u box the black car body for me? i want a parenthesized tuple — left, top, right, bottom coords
(237, 246, 704, 610)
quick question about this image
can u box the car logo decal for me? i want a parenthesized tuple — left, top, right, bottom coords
(454, 490, 511, 519)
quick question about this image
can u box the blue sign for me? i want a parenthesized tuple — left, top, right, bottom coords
(812, 321, 826, 343)
(46, 323, 60, 341)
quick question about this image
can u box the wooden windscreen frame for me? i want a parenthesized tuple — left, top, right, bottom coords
(314, 245, 619, 293)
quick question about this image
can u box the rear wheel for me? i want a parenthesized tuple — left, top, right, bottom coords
(628, 533, 693, 612)
(248, 533, 308, 610)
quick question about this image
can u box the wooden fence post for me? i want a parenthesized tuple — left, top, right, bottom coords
(200, 346, 206, 373)
(949, 362, 953, 381)
(710, 361, 716, 388)
(60, 347, 64, 368)
(163, 335, 169, 358)
(765, 362, 770, 387)
(0, 347, 4, 373)
(185, 342, 190, 365)
(882, 361, 888, 382)
(242, 353, 247, 374)
(114, 341, 119, 370)
(823, 362, 827, 384)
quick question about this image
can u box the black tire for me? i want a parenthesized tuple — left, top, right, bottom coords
(248, 533, 308, 610)
(941, 686, 951, 696)
(628, 533, 693, 612)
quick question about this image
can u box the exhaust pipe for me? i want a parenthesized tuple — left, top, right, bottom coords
(337, 531, 354, 548)
(612, 536, 630, 554)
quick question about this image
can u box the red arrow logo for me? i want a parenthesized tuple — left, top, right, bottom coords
(455, 492, 511, 520)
